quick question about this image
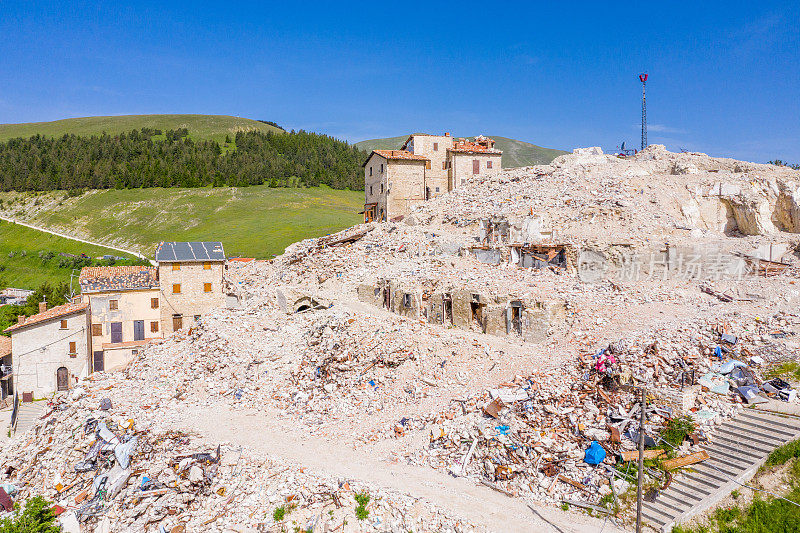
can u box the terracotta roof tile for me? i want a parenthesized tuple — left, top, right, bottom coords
(79, 266, 158, 293)
(3, 302, 89, 334)
(0, 336, 10, 357)
(364, 150, 429, 166)
(449, 138, 502, 155)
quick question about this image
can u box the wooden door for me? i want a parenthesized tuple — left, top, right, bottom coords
(110, 322, 122, 343)
(173, 314, 183, 331)
(93, 351, 104, 372)
(472, 159, 480, 175)
(56, 367, 69, 391)
(133, 320, 145, 341)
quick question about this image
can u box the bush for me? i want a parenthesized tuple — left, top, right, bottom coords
(354, 492, 370, 520)
(661, 415, 696, 449)
(0, 496, 60, 533)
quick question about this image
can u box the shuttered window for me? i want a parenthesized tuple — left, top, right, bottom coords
(91, 324, 102, 336)
(151, 297, 159, 309)
(151, 321, 159, 333)
(204, 283, 212, 293)
(173, 284, 181, 294)
(69, 341, 76, 355)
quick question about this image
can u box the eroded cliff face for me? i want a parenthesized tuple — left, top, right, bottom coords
(775, 180, 800, 233)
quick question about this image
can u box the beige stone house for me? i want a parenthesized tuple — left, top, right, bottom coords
(155, 242, 226, 333)
(4, 302, 91, 398)
(363, 133, 502, 221)
(79, 265, 162, 373)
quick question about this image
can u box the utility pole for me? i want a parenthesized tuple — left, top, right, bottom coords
(639, 73, 648, 151)
(636, 386, 646, 533)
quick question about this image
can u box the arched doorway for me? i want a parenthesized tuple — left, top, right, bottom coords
(56, 367, 69, 391)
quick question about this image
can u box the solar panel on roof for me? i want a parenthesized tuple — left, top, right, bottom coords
(155, 241, 225, 262)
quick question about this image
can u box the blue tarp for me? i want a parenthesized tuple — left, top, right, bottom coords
(584, 441, 607, 465)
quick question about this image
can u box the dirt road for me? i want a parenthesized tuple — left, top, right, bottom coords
(172, 405, 627, 533)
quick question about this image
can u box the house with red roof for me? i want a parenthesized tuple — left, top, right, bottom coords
(362, 133, 502, 221)
(3, 301, 91, 398)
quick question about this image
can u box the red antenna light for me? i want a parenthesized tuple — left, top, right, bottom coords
(639, 73, 648, 83)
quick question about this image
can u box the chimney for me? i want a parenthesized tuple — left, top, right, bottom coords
(445, 132, 450, 137)
(39, 302, 47, 313)
(17, 315, 25, 325)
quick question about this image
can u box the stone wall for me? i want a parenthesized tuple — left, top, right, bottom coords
(159, 262, 226, 333)
(386, 160, 427, 219)
(364, 154, 388, 220)
(450, 153, 502, 189)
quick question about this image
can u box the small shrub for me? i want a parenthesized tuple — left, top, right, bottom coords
(661, 415, 695, 449)
(354, 492, 370, 521)
(764, 438, 800, 468)
(273, 506, 286, 522)
(0, 495, 60, 532)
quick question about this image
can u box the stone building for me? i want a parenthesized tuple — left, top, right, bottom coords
(0, 336, 12, 401)
(3, 302, 91, 398)
(155, 241, 226, 334)
(79, 265, 162, 373)
(363, 133, 502, 221)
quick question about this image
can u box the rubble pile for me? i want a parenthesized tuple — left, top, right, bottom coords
(0, 382, 475, 532)
(2, 146, 800, 530)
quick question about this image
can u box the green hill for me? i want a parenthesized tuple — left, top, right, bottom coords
(0, 219, 141, 290)
(0, 185, 363, 261)
(0, 114, 283, 144)
(354, 135, 567, 168)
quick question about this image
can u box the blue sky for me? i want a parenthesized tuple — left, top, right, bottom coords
(1, 1, 798, 162)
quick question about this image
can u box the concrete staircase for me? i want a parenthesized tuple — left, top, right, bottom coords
(12, 401, 48, 437)
(642, 408, 800, 532)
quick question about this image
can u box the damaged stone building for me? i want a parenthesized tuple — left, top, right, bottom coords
(363, 133, 502, 221)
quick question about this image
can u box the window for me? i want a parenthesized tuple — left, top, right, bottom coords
(203, 262, 211, 270)
(173, 284, 181, 294)
(380, 183, 384, 193)
(109, 300, 118, 310)
(380, 164, 384, 172)
(68, 341, 76, 356)
(442, 161, 447, 170)
(151, 297, 159, 309)
(151, 321, 159, 333)
(487, 160, 493, 169)
(204, 282, 212, 293)
(425, 161, 431, 170)
(369, 186, 373, 195)
(369, 167, 373, 177)
(172, 263, 180, 271)
(60, 319, 68, 329)
(433, 142, 438, 151)
(403, 294, 412, 308)
(91, 324, 102, 336)
(435, 187, 440, 192)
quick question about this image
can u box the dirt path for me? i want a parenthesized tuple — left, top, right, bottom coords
(0, 214, 152, 262)
(171, 405, 627, 533)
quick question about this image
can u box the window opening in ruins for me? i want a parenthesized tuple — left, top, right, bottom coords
(403, 293, 412, 308)
(382, 286, 391, 310)
(443, 294, 453, 324)
(470, 294, 485, 332)
(507, 301, 523, 335)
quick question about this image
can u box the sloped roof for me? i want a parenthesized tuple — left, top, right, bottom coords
(79, 265, 158, 293)
(155, 242, 225, 262)
(363, 150, 429, 167)
(3, 302, 89, 334)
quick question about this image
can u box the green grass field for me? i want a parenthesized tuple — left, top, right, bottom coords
(354, 135, 567, 168)
(0, 114, 283, 145)
(0, 185, 363, 260)
(0, 220, 137, 289)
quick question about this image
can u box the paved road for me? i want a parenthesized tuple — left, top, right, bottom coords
(0, 214, 153, 263)
(174, 405, 627, 533)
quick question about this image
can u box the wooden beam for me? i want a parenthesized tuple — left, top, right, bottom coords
(662, 450, 710, 471)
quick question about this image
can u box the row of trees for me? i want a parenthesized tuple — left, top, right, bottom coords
(0, 129, 367, 192)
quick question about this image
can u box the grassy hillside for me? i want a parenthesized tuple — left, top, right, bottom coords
(0, 220, 139, 289)
(0, 186, 363, 260)
(0, 114, 283, 144)
(354, 135, 567, 167)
